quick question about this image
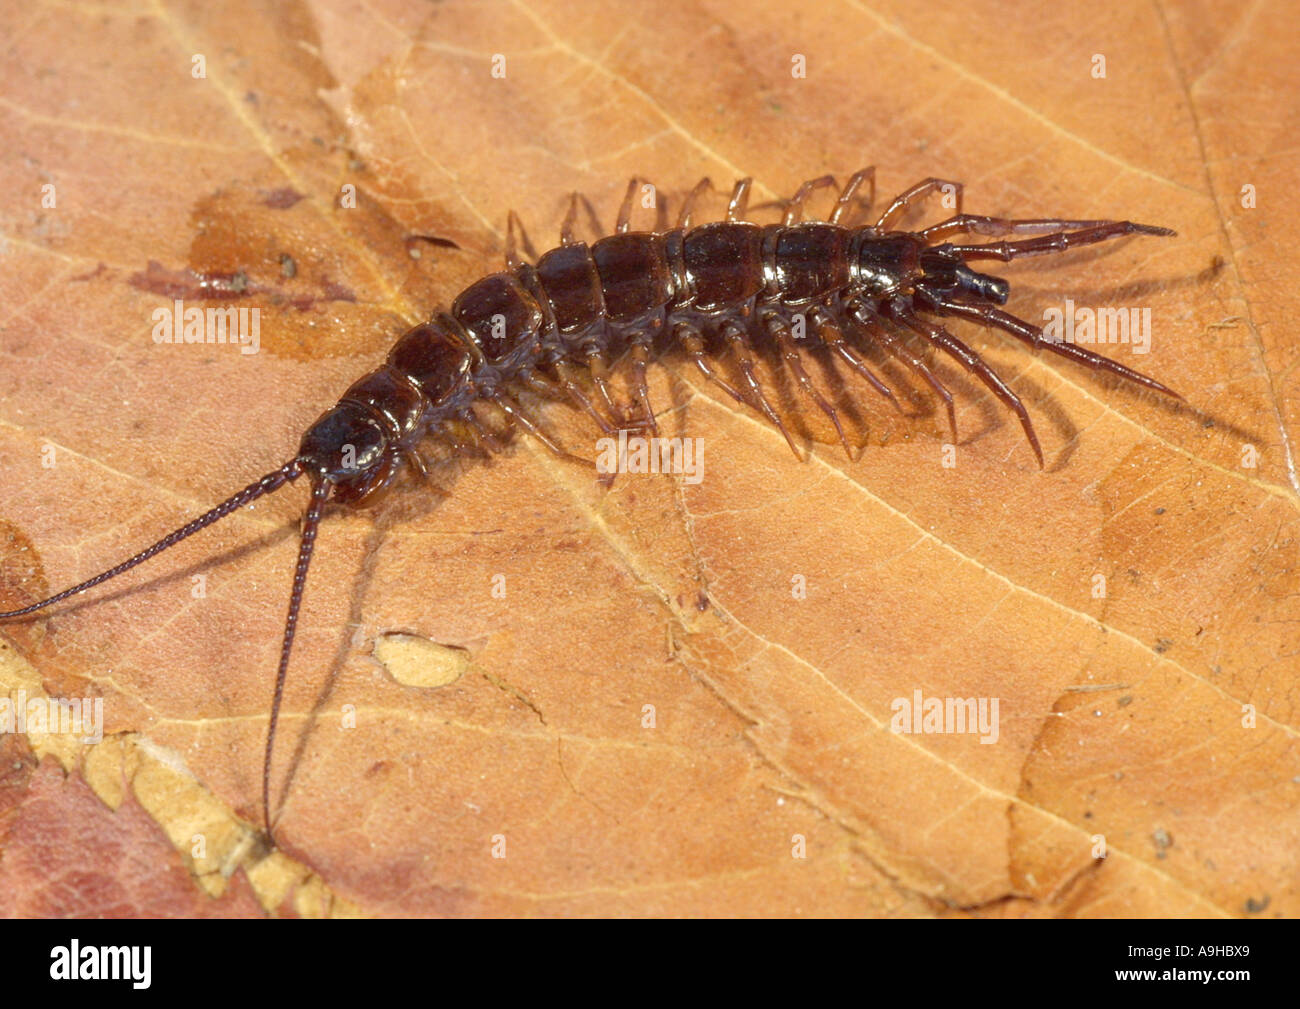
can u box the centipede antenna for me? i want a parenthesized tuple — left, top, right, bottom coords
(0, 460, 304, 620)
(263, 476, 330, 838)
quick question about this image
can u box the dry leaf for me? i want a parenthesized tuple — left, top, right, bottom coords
(0, 745, 267, 917)
(0, 0, 1295, 918)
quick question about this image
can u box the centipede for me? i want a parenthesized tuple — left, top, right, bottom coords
(0, 169, 1181, 843)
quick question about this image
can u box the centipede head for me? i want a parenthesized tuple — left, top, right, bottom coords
(297, 401, 396, 505)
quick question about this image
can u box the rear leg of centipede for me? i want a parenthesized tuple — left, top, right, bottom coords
(919, 214, 1163, 242)
(886, 300, 1044, 467)
(919, 296, 1181, 399)
(943, 220, 1175, 262)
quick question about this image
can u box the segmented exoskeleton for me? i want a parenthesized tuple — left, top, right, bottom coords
(0, 169, 1180, 839)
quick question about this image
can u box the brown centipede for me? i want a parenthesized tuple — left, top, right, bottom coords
(0, 169, 1182, 843)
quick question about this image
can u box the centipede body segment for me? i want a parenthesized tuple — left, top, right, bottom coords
(0, 169, 1181, 840)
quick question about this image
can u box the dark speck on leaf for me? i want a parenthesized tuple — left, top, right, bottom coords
(321, 279, 357, 303)
(262, 187, 305, 210)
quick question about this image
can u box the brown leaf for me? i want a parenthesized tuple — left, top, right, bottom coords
(0, 0, 1295, 917)
(0, 757, 266, 917)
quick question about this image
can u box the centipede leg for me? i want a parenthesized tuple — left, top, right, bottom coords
(918, 295, 1182, 399)
(678, 177, 714, 229)
(532, 366, 619, 435)
(616, 177, 641, 233)
(721, 320, 799, 456)
(434, 423, 490, 460)
(518, 369, 565, 401)
(584, 346, 637, 429)
(627, 340, 660, 436)
(402, 448, 451, 497)
(727, 177, 753, 222)
(807, 305, 903, 412)
(460, 408, 507, 455)
(490, 391, 593, 467)
(764, 312, 852, 458)
(887, 301, 1043, 467)
(560, 194, 583, 246)
(846, 299, 957, 438)
(561, 190, 607, 243)
(830, 167, 876, 226)
(505, 211, 540, 269)
(405, 447, 429, 477)
(875, 177, 964, 230)
(782, 175, 838, 225)
(919, 214, 1153, 243)
(944, 220, 1176, 262)
(676, 322, 748, 408)
(505, 213, 524, 270)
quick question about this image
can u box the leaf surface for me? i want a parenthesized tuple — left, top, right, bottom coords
(0, 0, 1295, 917)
